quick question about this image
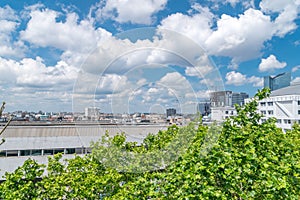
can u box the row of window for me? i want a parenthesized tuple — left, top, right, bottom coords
(262, 119, 300, 124)
(260, 102, 273, 106)
(261, 101, 300, 106)
(261, 110, 274, 115)
(276, 119, 300, 124)
(0, 147, 92, 157)
(261, 110, 300, 115)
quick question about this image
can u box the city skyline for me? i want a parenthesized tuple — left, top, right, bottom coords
(0, 0, 300, 113)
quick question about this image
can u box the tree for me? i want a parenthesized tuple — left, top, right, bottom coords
(1, 89, 299, 199)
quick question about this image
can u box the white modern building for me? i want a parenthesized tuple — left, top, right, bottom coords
(84, 107, 100, 120)
(210, 106, 237, 122)
(251, 82, 300, 131)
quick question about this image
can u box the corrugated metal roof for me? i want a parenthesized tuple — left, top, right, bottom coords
(0, 125, 167, 150)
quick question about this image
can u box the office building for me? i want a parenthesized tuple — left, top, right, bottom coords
(84, 107, 100, 120)
(210, 91, 232, 107)
(197, 101, 211, 116)
(166, 108, 176, 117)
(232, 92, 249, 106)
(264, 72, 291, 91)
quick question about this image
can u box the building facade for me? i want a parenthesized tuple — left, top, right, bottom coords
(210, 106, 237, 122)
(166, 108, 176, 117)
(84, 107, 100, 120)
(197, 101, 211, 116)
(232, 92, 249, 106)
(264, 72, 291, 91)
(250, 82, 300, 131)
(210, 91, 232, 107)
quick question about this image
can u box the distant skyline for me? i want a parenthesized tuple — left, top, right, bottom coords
(0, 0, 300, 113)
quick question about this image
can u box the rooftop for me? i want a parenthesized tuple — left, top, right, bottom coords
(270, 82, 300, 97)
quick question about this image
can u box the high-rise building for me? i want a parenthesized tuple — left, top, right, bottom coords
(264, 72, 291, 91)
(210, 91, 232, 107)
(232, 92, 249, 106)
(166, 108, 176, 117)
(197, 101, 211, 116)
(84, 107, 100, 120)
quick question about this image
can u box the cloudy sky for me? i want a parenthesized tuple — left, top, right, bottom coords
(0, 0, 300, 114)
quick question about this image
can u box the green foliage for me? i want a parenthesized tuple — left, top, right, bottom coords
(1, 88, 299, 199)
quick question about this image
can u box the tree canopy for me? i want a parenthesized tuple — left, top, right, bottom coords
(1, 88, 299, 199)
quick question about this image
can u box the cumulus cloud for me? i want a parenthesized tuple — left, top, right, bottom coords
(292, 65, 300, 72)
(226, 71, 263, 87)
(260, 0, 300, 37)
(160, 7, 274, 64)
(95, 0, 167, 24)
(0, 6, 25, 58)
(205, 9, 273, 63)
(258, 54, 287, 72)
(20, 7, 111, 53)
(159, 6, 213, 48)
(0, 56, 78, 87)
(160, 2, 300, 66)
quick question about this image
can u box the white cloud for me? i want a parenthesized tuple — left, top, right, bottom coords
(0, 56, 78, 87)
(205, 9, 273, 63)
(226, 71, 263, 87)
(248, 76, 263, 87)
(159, 7, 275, 65)
(260, 0, 300, 37)
(292, 65, 300, 72)
(159, 6, 213, 48)
(0, 5, 19, 21)
(0, 6, 25, 58)
(20, 7, 111, 53)
(96, 0, 167, 24)
(225, 71, 247, 86)
(185, 65, 213, 77)
(258, 54, 287, 72)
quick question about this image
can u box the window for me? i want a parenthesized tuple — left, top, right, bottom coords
(261, 110, 266, 115)
(66, 148, 75, 154)
(44, 149, 53, 155)
(0, 150, 6, 157)
(6, 150, 18, 157)
(288, 120, 291, 124)
(284, 119, 288, 124)
(20, 150, 31, 156)
(268, 110, 273, 115)
(268, 102, 273, 106)
(298, 110, 300, 115)
(225, 111, 228, 114)
(260, 102, 266, 106)
(277, 119, 282, 124)
(261, 119, 266, 123)
(75, 148, 84, 154)
(31, 149, 42, 156)
(54, 149, 64, 154)
(298, 101, 300, 105)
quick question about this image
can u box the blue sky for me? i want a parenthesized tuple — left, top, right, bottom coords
(0, 0, 300, 113)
